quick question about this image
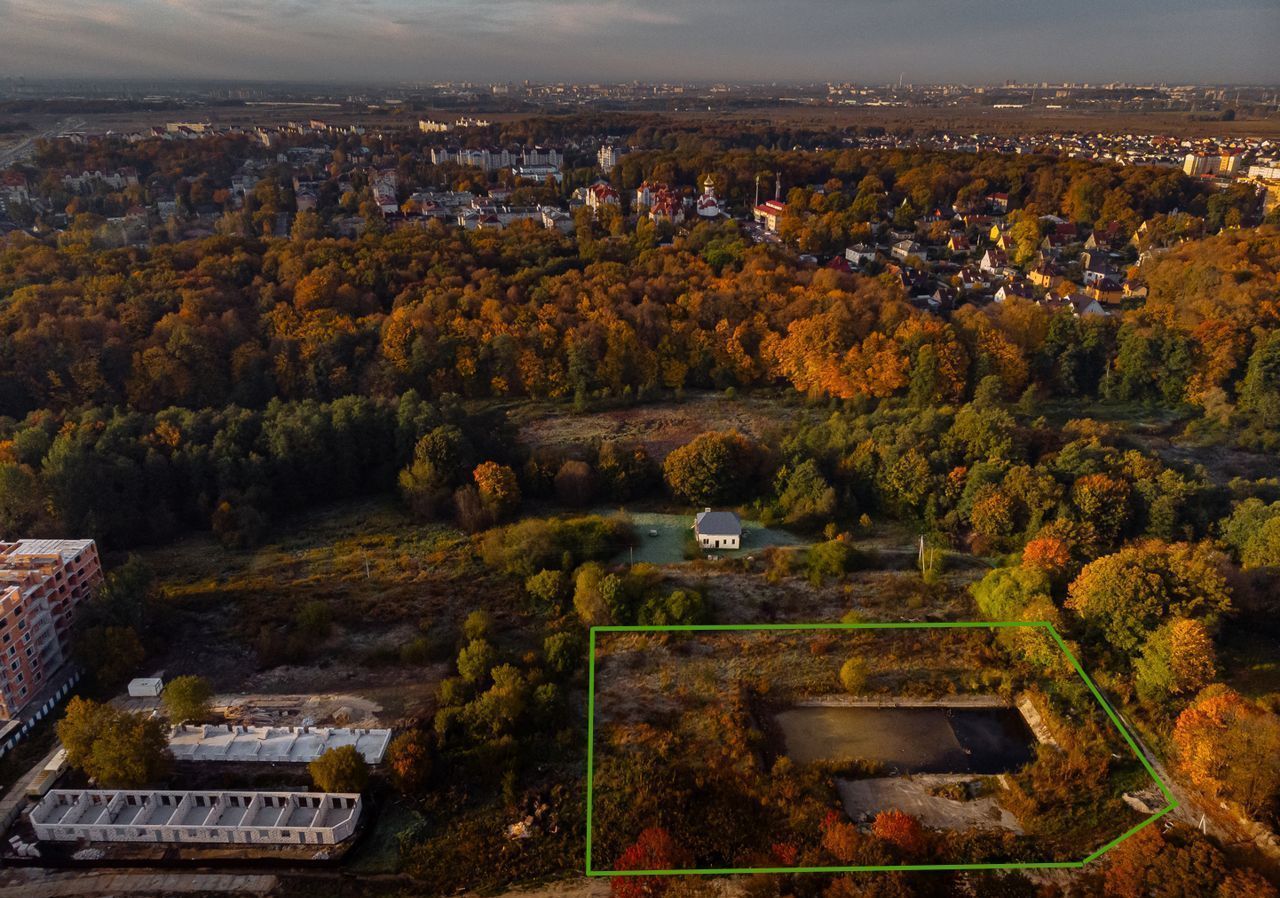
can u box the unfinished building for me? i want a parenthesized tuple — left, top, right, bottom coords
(30, 789, 362, 845)
(168, 724, 391, 764)
(0, 540, 102, 720)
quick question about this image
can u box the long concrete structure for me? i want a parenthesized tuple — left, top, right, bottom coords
(168, 724, 391, 764)
(31, 789, 361, 846)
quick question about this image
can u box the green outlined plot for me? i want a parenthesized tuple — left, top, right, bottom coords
(585, 621, 1177, 876)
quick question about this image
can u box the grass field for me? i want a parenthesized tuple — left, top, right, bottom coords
(135, 498, 527, 720)
(595, 508, 809, 564)
(509, 391, 813, 461)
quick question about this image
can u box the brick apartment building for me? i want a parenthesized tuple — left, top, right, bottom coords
(0, 540, 103, 719)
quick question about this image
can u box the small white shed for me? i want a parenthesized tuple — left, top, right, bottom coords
(127, 677, 164, 698)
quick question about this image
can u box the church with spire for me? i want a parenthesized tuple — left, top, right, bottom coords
(695, 174, 726, 218)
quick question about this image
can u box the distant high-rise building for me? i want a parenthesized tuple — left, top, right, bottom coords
(598, 143, 627, 172)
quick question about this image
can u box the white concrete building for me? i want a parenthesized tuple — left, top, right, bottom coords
(32, 789, 362, 846)
(168, 724, 391, 764)
(694, 509, 741, 551)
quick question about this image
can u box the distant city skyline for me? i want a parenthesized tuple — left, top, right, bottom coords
(0, 0, 1277, 85)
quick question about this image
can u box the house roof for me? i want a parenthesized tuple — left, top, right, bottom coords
(694, 510, 741, 537)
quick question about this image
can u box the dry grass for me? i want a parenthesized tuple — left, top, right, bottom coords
(509, 391, 813, 460)
(135, 498, 528, 714)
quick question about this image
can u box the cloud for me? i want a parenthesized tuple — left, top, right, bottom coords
(0, 0, 1274, 83)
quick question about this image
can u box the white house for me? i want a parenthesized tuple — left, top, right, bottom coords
(694, 509, 741, 551)
(891, 239, 925, 262)
(845, 244, 877, 267)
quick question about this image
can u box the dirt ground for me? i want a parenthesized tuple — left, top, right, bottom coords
(666, 562, 974, 625)
(837, 775, 1023, 833)
(511, 392, 812, 460)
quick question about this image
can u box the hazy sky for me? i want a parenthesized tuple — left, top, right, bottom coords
(1, 0, 1276, 84)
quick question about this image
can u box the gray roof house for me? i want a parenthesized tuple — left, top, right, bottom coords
(694, 509, 742, 551)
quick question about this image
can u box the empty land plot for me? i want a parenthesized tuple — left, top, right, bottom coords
(589, 625, 1168, 872)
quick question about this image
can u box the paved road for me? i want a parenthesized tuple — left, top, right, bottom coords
(0, 743, 62, 834)
(0, 118, 80, 170)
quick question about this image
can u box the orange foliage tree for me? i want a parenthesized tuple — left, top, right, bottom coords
(1173, 685, 1280, 818)
(870, 809, 926, 857)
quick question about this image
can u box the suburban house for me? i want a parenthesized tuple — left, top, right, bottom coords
(995, 281, 1035, 304)
(585, 181, 620, 210)
(693, 509, 742, 551)
(844, 244, 877, 267)
(891, 239, 926, 262)
(979, 248, 1008, 274)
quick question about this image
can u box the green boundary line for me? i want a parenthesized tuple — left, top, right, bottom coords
(585, 620, 1178, 876)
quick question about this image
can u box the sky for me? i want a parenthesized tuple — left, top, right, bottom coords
(0, 0, 1277, 85)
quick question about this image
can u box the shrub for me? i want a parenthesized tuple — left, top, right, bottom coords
(525, 568, 569, 613)
(456, 639, 497, 683)
(309, 745, 370, 793)
(479, 515, 631, 577)
(462, 610, 494, 642)
(163, 674, 213, 723)
(638, 588, 709, 626)
(295, 600, 333, 640)
(386, 729, 433, 795)
(839, 657, 869, 694)
(807, 539, 861, 585)
(554, 460, 596, 506)
(543, 631, 582, 677)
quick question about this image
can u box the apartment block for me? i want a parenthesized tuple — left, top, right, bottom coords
(0, 540, 102, 719)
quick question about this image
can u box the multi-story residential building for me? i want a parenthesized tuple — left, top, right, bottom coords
(598, 143, 627, 172)
(521, 147, 561, 168)
(0, 540, 102, 719)
(1183, 151, 1240, 176)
